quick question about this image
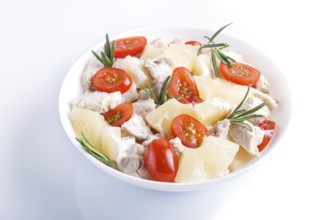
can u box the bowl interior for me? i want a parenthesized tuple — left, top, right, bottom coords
(59, 25, 291, 192)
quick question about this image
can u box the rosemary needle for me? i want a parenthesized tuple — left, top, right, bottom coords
(92, 34, 116, 68)
(227, 87, 266, 132)
(201, 23, 236, 75)
(142, 76, 172, 106)
(76, 133, 118, 170)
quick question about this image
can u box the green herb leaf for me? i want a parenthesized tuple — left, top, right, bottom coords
(208, 23, 233, 43)
(142, 83, 159, 105)
(227, 86, 251, 119)
(214, 49, 230, 66)
(231, 121, 253, 132)
(203, 36, 212, 43)
(92, 33, 116, 68)
(201, 24, 235, 75)
(104, 34, 111, 58)
(110, 40, 116, 64)
(211, 50, 218, 77)
(143, 76, 174, 106)
(92, 50, 103, 63)
(227, 87, 266, 131)
(199, 43, 228, 49)
(227, 56, 236, 63)
(159, 76, 172, 104)
(234, 103, 266, 119)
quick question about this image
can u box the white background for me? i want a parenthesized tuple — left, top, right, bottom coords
(1, 0, 329, 219)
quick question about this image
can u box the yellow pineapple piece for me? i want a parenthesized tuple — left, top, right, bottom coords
(113, 56, 152, 88)
(70, 107, 121, 161)
(194, 75, 249, 105)
(194, 97, 232, 126)
(175, 136, 239, 183)
(192, 54, 213, 77)
(145, 98, 197, 135)
(164, 44, 198, 71)
(140, 39, 167, 60)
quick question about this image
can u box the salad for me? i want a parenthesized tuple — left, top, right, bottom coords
(70, 24, 278, 183)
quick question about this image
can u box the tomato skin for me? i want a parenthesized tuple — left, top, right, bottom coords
(219, 62, 261, 86)
(114, 36, 147, 58)
(185, 40, 202, 47)
(92, 67, 132, 94)
(257, 120, 275, 151)
(167, 67, 200, 104)
(102, 102, 133, 127)
(171, 114, 210, 148)
(144, 139, 178, 182)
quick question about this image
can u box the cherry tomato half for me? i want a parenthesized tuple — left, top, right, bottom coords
(144, 138, 178, 182)
(257, 120, 275, 152)
(114, 36, 147, 58)
(185, 40, 202, 47)
(219, 62, 261, 86)
(92, 67, 132, 94)
(171, 114, 210, 148)
(167, 67, 200, 104)
(103, 102, 133, 127)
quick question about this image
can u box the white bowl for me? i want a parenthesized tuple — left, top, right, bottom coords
(59, 25, 291, 192)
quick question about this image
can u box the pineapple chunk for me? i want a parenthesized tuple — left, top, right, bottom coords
(113, 56, 151, 88)
(100, 126, 121, 161)
(194, 97, 232, 126)
(164, 44, 198, 71)
(70, 107, 121, 161)
(192, 54, 213, 77)
(194, 75, 249, 105)
(175, 136, 239, 183)
(229, 147, 255, 172)
(145, 98, 197, 135)
(140, 39, 167, 60)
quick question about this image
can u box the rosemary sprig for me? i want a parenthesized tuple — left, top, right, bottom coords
(92, 34, 116, 68)
(207, 23, 233, 43)
(159, 76, 173, 104)
(227, 87, 266, 132)
(201, 23, 236, 76)
(142, 76, 173, 106)
(76, 133, 118, 170)
(199, 43, 228, 49)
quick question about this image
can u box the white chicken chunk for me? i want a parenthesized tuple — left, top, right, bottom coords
(142, 133, 162, 147)
(140, 38, 168, 60)
(81, 53, 103, 91)
(169, 38, 182, 45)
(229, 121, 264, 156)
(121, 83, 138, 103)
(116, 137, 144, 163)
(132, 99, 156, 118)
(150, 38, 167, 48)
(242, 96, 271, 125)
(70, 91, 122, 113)
(136, 161, 152, 180)
(121, 114, 152, 140)
(137, 89, 148, 100)
(144, 56, 173, 96)
(213, 119, 231, 139)
(118, 155, 143, 174)
(255, 74, 270, 94)
(251, 88, 278, 111)
(116, 137, 149, 179)
(169, 137, 186, 157)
